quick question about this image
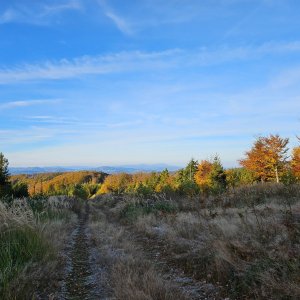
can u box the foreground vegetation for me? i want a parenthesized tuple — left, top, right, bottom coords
(91, 183, 300, 299)
(0, 184, 299, 299)
(0, 196, 77, 299)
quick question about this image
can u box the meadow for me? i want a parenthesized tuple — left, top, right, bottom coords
(0, 183, 299, 299)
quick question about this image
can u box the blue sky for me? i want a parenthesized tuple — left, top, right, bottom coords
(0, 0, 300, 167)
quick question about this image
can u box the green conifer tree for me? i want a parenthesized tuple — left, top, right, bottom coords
(209, 155, 227, 193)
(0, 152, 11, 197)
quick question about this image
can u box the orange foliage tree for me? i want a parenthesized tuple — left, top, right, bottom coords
(240, 134, 289, 183)
(194, 160, 213, 193)
(194, 156, 226, 194)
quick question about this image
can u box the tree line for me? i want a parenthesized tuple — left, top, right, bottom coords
(1, 134, 300, 199)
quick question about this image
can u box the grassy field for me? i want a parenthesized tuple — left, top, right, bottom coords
(0, 183, 299, 299)
(90, 183, 300, 299)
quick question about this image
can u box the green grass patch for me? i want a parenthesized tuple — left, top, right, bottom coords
(0, 226, 51, 298)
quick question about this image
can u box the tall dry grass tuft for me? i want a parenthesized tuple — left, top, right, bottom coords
(0, 196, 76, 299)
(0, 199, 49, 298)
(0, 199, 34, 228)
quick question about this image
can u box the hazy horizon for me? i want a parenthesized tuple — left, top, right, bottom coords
(1, 0, 300, 167)
(8, 163, 181, 169)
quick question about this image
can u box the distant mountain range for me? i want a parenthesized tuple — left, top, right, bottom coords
(9, 164, 180, 175)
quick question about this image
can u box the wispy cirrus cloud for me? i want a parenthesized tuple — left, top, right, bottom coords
(96, 0, 235, 34)
(42, 0, 82, 15)
(0, 0, 82, 26)
(0, 41, 300, 84)
(98, 0, 133, 35)
(0, 49, 181, 83)
(104, 10, 132, 35)
(0, 126, 77, 146)
(0, 9, 16, 24)
(0, 99, 60, 110)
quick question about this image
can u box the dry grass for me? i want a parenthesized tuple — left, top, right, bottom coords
(89, 205, 187, 300)
(2, 184, 299, 299)
(111, 257, 184, 300)
(0, 199, 35, 229)
(94, 183, 300, 299)
(0, 196, 76, 299)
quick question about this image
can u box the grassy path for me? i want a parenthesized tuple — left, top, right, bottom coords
(63, 203, 111, 300)
(89, 199, 223, 300)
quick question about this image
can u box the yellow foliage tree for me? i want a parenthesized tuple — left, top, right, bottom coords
(194, 160, 213, 193)
(99, 173, 132, 194)
(291, 146, 300, 180)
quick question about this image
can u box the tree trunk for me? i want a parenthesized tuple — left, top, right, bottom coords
(275, 166, 279, 183)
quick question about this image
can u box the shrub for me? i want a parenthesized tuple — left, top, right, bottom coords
(11, 182, 29, 198)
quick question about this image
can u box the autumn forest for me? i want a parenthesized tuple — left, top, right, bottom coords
(1, 134, 300, 200)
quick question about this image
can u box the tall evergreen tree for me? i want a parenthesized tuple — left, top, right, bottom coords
(177, 158, 198, 183)
(0, 152, 11, 196)
(210, 155, 227, 193)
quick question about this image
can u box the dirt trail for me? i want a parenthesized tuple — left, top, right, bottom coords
(61, 203, 111, 300)
(58, 201, 223, 299)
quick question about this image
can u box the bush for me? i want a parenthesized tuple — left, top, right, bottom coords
(11, 182, 29, 198)
(132, 183, 154, 198)
(177, 180, 199, 197)
(27, 195, 49, 214)
(68, 184, 89, 199)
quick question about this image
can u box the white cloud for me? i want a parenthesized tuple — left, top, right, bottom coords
(0, 49, 181, 83)
(0, 41, 299, 84)
(0, 128, 57, 145)
(42, 0, 82, 15)
(0, 99, 60, 110)
(0, 9, 16, 24)
(98, 0, 133, 35)
(5, 114, 298, 167)
(0, 0, 83, 26)
(104, 11, 132, 35)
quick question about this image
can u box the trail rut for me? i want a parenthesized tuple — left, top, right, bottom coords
(61, 203, 111, 300)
